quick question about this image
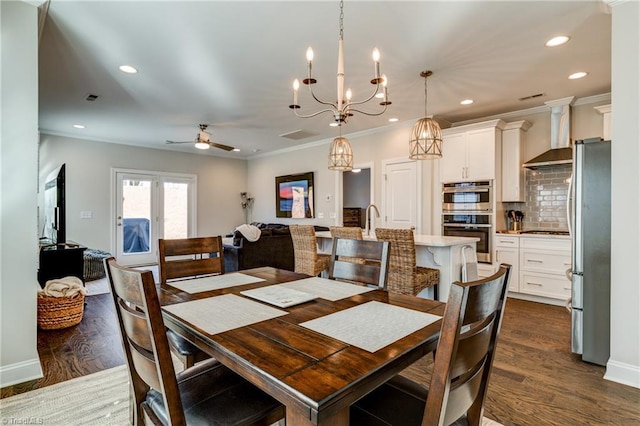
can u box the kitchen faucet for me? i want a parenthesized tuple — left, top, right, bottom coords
(365, 204, 380, 237)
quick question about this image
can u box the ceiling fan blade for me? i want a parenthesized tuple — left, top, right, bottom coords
(209, 142, 235, 151)
(166, 140, 193, 145)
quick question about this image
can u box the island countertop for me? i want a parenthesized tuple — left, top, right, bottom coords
(315, 231, 479, 247)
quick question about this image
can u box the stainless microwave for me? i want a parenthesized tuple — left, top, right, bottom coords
(442, 181, 493, 212)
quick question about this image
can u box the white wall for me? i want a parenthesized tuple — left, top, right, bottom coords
(248, 122, 437, 232)
(39, 135, 248, 252)
(606, 0, 640, 389)
(0, 1, 43, 387)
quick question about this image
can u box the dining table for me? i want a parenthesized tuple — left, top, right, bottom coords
(159, 266, 445, 426)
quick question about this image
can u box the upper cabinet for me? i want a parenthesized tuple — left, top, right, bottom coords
(501, 120, 531, 202)
(440, 120, 505, 183)
(594, 104, 611, 140)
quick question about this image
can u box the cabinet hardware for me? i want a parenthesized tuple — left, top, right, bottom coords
(498, 239, 515, 244)
(527, 259, 543, 263)
(527, 282, 543, 286)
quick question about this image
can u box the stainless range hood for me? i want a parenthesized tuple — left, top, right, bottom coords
(524, 97, 574, 169)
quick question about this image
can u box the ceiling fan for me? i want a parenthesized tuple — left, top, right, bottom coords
(166, 124, 235, 151)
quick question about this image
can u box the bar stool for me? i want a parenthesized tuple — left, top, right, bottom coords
(290, 225, 330, 276)
(374, 228, 440, 298)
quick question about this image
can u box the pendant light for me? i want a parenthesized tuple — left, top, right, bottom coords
(409, 70, 443, 159)
(328, 126, 353, 171)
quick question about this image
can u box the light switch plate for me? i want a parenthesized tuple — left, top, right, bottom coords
(80, 211, 92, 219)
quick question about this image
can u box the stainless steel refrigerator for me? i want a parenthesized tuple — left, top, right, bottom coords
(570, 137, 611, 366)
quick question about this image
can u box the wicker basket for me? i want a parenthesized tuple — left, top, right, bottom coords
(37, 293, 85, 330)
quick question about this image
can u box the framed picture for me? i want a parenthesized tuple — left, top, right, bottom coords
(275, 172, 314, 218)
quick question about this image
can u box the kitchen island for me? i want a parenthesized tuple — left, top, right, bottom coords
(316, 231, 479, 302)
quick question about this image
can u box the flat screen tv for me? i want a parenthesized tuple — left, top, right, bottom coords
(275, 172, 314, 218)
(42, 164, 66, 246)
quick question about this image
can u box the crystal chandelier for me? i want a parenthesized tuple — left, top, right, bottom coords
(409, 70, 443, 159)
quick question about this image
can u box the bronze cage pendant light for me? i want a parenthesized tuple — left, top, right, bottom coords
(328, 126, 353, 171)
(409, 70, 443, 159)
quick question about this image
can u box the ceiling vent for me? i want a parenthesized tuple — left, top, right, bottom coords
(84, 93, 99, 102)
(518, 93, 545, 102)
(279, 129, 316, 140)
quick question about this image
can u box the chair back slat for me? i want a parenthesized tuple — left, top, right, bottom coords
(159, 236, 224, 285)
(104, 257, 186, 426)
(423, 264, 511, 426)
(329, 238, 390, 289)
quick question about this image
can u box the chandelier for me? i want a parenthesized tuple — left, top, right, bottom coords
(409, 70, 443, 159)
(289, 0, 390, 125)
(328, 127, 353, 171)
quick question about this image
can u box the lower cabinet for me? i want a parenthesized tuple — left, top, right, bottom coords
(493, 234, 571, 303)
(519, 237, 571, 301)
(495, 235, 519, 292)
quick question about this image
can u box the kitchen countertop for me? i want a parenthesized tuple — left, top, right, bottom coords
(316, 231, 479, 247)
(496, 231, 570, 239)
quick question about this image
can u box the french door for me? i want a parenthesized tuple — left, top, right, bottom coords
(114, 170, 196, 266)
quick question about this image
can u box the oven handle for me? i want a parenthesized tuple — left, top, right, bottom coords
(443, 223, 492, 228)
(443, 188, 490, 193)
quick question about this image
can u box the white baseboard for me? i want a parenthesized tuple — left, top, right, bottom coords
(605, 359, 640, 389)
(0, 358, 43, 388)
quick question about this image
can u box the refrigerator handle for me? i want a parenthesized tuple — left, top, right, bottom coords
(567, 170, 574, 240)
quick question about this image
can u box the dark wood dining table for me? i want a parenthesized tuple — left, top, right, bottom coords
(159, 266, 444, 426)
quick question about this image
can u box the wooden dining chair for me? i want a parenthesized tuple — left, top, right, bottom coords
(104, 257, 284, 426)
(289, 224, 330, 276)
(328, 237, 391, 289)
(159, 236, 224, 368)
(350, 264, 512, 426)
(375, 227, 440, 298)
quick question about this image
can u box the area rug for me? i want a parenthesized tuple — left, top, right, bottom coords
(1, 365, 503, 425)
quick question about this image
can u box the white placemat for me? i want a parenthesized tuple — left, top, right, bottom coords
(167, 273, 265, 294)
(300, 301, 441, 352)
(241, 286, 318, 308)
(163, 294, 288, 334)
(279, 277, 374, 301)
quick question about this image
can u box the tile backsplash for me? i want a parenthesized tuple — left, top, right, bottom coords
(504, 164, 571, 231)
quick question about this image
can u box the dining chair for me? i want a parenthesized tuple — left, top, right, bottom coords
(375, 228, 440, 298)
(104, 257, 284, 426)
(350, 264, 511, 426)
(159, 236, 224, 369)
(289, 224, 330, 276)
(328, 237, 390, 289)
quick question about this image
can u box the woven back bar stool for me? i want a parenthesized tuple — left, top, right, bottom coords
(374, 228, 440, 298)
(289, 225, 330, 277)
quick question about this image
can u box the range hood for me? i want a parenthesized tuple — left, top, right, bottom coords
(523, 97, 574, 169)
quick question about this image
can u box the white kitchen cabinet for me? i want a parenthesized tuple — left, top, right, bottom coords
(477, 263, 495, 279)
(519, 237, 571, 300)
(440, 120, 505, 183)
(501, 121, 531, 202)
(495, 235, 520, 292)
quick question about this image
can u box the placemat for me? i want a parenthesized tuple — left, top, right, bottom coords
(163, 294, 287, 334)
(279, 277, 373, 301)
(167, 273, 264, 294)
(300, 301, 440, 352)
(241, 286, 317, 308)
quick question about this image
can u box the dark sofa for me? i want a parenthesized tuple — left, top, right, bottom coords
(223, 223, 328, 273)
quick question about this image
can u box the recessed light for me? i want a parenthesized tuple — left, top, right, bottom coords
(568, 71, 588, 80)
(73, 124, 85, 129)
(119, 65, 138, 74)
(329, 122, 339, 127)
(546, 36, 570, 47)
(232, 148, 241, 152)
(460, 99, 474, 105)
(388, 118, 399, 122)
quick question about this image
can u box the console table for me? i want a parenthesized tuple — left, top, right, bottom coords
(38, 243, 87, 288)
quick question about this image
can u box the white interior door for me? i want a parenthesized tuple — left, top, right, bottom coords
(382, 160, 420, 230)
(114, 171, 196, 266)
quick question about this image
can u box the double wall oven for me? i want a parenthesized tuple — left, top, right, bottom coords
(442, 181, 493, 263)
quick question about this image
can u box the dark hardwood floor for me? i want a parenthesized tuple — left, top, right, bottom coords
(2, 295, 639, 425)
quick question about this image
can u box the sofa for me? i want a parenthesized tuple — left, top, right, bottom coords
(223, 223, 328, 273)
